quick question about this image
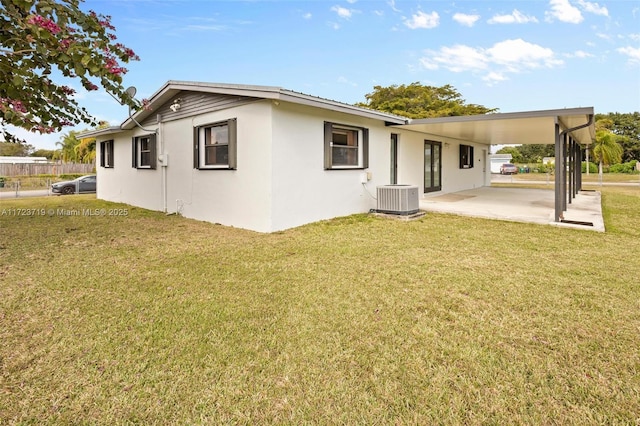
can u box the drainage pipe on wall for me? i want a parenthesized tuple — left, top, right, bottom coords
(157, 113, 167, 214)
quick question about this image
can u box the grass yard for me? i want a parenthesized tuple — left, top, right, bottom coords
(503, 172, 640, 184)
(1, 188, 639, 424)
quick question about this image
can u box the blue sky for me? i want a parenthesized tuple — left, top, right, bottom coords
(16, 0, 640, 150)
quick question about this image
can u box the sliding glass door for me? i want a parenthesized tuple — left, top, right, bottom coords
(424, 140, 441, 193)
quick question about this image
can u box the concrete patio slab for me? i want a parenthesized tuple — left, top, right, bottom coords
(420, 187, 604, 232)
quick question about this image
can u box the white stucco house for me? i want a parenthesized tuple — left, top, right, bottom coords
(489, 154, 513, 174)
(88, 81, 594, 232)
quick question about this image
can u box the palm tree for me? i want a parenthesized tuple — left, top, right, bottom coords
(74, 136, 96, 163)
(54, 131, 80, 163)
(592, 127, 623, 185)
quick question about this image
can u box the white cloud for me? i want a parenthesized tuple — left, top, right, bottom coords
(569, 50, 594, 58)
(488, 39, 563, 70)
(404, 11, 439, 29)
(421, 45, 488, 72)
(546, 0, 583, 24)
(488, 10, 538, 24)
(388, 0, 401, 13)
(617, 46, 640, 65)
(303, 12, 312, 20)
(576, 0, 608, 16)
(373, 10, 384, 17)
(331, 5, 353, 19)
(453, 13, 480, 27)
(483, 72, 508, 85)
(185, 24, 227, 32)
(420, 39, 563, 84)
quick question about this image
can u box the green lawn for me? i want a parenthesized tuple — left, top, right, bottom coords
(1, 188, 639, 424)
(502, 172, 640, 183)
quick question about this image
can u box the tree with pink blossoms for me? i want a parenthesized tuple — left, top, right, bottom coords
(0, 0, 140, 142)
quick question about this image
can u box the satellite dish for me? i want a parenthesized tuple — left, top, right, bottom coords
(125, 86, 137, 99)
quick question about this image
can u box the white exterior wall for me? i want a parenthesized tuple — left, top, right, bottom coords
(270, 103, 391, 231)
(392, 130, 490, 197)
(97, 129, 163, 212)
(97, 101, 274, 233)
(163, 101, 273, 232)
(97, 98, 491, 233)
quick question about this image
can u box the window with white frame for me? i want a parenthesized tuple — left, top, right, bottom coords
(194, 118, 237, 169)
(99, 140, 114, 168)
(324, 122, 369, 169)
(132, 134, 156, 169)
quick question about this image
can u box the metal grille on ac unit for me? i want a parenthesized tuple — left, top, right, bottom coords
(376, 185, 419, 215)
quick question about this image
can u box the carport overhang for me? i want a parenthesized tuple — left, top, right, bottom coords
(396, 107, 596, 224)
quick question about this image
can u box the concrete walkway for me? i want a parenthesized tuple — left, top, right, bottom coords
(420, 186, 605, 232)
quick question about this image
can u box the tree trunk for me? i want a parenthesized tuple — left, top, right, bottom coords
(599, 160, 603, 186)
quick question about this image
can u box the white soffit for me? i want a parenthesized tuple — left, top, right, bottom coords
(400, 107, 595, 146)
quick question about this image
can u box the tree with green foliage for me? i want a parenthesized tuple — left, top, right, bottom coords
(495, 146, 523, 163)
(517, 144, 555, 163)
(73, 133, 95, 163)
(356, 82, 497, 118)
(594, 112, 639, 162)
(496, 144, 555, 164)
(53, 120, 107, 162)
(31, 148, 56, 159)
(593, 119, 624, 183)
(0, 0, 139, 143)
(0, 140, 34, 156)
(54, 129, 79, 162)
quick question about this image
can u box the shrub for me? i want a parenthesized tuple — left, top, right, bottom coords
(609, 160, 638, 174)
(534, 162, 554, 173)
(582, 162, 598, 173)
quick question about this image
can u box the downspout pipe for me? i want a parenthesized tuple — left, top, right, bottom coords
(120, 105, 164, 212)
(554, 113, 594, 222)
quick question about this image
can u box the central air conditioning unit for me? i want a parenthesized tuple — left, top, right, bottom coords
(376, 185, 419, 215)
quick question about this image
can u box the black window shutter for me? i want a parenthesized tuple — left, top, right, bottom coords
(149, 134, 157, 169)
(132, 137, 137, 168)
(228, 118, 237, 169)
(362, 128, 369, 169)
(324, 122, 333, 169)
(470, 146, 474, 168)
(109, 141, 114, 167)
(193, 127, 199, 169)
(100, 142, 105, 167)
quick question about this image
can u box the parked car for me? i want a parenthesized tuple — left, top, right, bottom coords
(500, 163, 518, 175)
(51, 175, 97, 195)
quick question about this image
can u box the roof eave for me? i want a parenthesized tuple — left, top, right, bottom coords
(122, 81, 408, 129)
(79, 126, 123, 138)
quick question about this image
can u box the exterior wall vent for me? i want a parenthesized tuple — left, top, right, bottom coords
(376, 185, 419, 215)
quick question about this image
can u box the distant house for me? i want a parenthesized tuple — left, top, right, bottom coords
(86, 81, 594, 232)
(0, 156, 48, 164)
(489, 154, 513, 174)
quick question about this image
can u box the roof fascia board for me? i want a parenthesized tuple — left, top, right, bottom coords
(277, 90, 407, 124)
(407, 107, 594, 125)
(80, 126, 123, 138)
(123, 81, 407, 129)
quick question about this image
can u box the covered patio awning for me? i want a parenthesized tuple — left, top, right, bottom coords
(395, 107, 596, 224)
(398, 107, 594, 146)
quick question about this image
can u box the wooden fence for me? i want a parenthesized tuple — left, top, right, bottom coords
(0, 163, 95, 177)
